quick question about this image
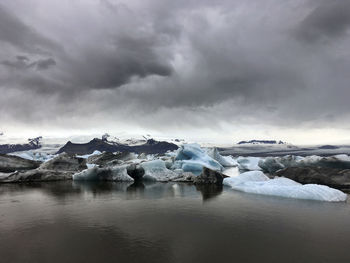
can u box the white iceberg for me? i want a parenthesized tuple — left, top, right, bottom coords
(206, 148, 237, 167)
(173, 144, 223, 174)
(72, 165, 133, 181)
(223, 171, 347, 202)
(140, 160, 180, 182)
(237, 157, 262, 171)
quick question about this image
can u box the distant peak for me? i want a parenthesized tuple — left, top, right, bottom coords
(237, 140, 286, 145)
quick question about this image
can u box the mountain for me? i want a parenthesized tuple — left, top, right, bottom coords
(56, 138, 178, 155)
(237, 140, 286, 145)
(0, 137, 42, 154)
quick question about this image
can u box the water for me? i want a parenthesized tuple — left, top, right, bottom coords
(1, 181, 350, 263)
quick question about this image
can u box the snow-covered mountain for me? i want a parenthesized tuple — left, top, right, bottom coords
(237, 140, 287, 145)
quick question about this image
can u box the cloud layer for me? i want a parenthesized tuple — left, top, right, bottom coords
(1, 0, 350, 142)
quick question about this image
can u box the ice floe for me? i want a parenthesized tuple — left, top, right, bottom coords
(223, 171, 347, 202)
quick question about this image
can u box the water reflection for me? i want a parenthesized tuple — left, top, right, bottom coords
(1, 181, 350, 263)
(0, 181, 221, 201)
(194, 184, 223, 201)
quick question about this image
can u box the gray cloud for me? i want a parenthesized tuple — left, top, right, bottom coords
(35, 58, 56, 70)
(0, 0, 350, 142)
(0, 5, 61, 54)
(296, 0, 350, 43)
(1, 56, 56, 70)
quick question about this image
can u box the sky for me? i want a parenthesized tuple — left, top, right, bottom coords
(1, 0, 350, 145)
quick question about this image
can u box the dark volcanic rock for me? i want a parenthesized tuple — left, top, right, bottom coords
(132, 139, 178, 154)
(318, 145, 339, 150)
(0, 154, 41, 173)
(57, 139, 118, 155)
(193, 167, 228, 185)
(88, 152, 136, 166)
(275, 166, 350, 190)
(57, 138, 178, 155)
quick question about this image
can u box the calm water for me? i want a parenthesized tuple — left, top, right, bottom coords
(1, 181, 350, 263)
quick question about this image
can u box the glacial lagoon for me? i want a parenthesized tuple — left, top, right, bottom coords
(1, 181, 350, 263)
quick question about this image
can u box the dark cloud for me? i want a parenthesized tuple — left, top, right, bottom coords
(296, 0, 350, 43)
(35, 58, 56, 70)
(0, 0, 350, 142)
(1, 56, 56, 71)
(0, 4, 61, 54)
(64, 34, 173, 89)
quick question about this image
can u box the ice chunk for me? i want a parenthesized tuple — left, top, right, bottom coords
(223, 171, 269, 185)
(207, 148, 237, 167)
(222, 167, 240, 177)
(140, 160, 180, 182)
(73, 165, 133, 181)
(258, 157, 285, 173)
(173, 144, 223, 174)
(86, 163, 97, 169)
(237, 157, 262, 171)
(223, 171, 347, 202)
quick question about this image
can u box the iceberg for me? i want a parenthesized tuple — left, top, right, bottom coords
(258, 157, 285, 173)
(206, 148, 237, 167)
(73, 165, 134, 181)
(223, 171, 347, 202)
(237, 157, 262, 171)
(173, 144, 223, 174)
(140, 160, 180, 182)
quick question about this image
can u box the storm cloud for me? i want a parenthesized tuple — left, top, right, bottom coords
(0, 0, 350, 143)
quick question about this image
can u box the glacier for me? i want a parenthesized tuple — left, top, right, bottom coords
(223, 171, 347, 202)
